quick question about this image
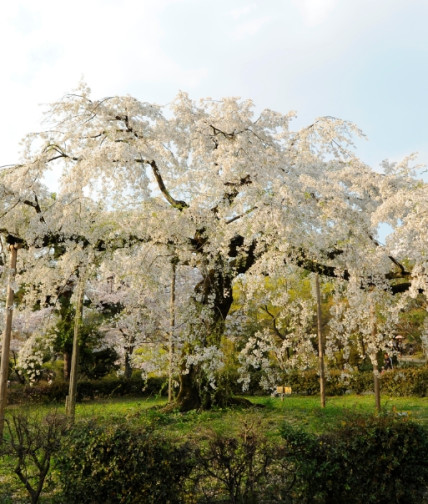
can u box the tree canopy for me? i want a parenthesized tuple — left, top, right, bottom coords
(1, 83, 426, 409)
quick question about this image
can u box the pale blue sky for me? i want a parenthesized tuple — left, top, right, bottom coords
(1, 0, 427, 179)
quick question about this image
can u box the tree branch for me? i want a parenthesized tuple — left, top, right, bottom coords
(149, 160, 189, 210)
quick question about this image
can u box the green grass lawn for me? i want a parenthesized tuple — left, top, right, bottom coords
(7, 392, 427, 438)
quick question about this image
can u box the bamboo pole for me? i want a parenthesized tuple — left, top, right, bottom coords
(168, 259, 177, 402)
(65, 276, 85, 422)
(315, 273, 326, 408)
(0, 245, 18, 440)
(370, 304, 381, 413)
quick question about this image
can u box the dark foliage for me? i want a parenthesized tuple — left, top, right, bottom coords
(7, 375, 167, 404)
(56, 422, 194, 504)
(190, 422, 295, 503)
(280, 414, 428, 504)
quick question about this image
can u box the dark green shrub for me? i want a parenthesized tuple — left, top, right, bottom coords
(283, 370, 320, 395)
(280, 366, 428, 397)
(348, 370, 374, 394)
(280, 415, 428, 504)
(381, 366, 428, 396)
(56, 421, 194, 504)
(76, 375, 144, 399)
(7, 381, 69, 404)
(7, 375, 167, 405)
(280, 369, 347, 396)
(79, 347, 120, 379)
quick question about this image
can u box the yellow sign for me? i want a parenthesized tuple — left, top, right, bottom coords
(276, 386, 292, 395)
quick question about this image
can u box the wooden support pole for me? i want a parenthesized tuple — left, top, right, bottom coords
(315, 273, 326, 408)
(0, 245, 18, 440)
(65, 277, 84, 422)
(168, 259, 177, 403)
(370, 304, 381, 413)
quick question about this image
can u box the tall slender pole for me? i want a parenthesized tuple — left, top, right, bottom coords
(370, 304, 381, 413)
(0, 245, 18, 440)
(315, 274, 326, 408)
(65, 276, 84, 422)
(168, 259, 177, 403)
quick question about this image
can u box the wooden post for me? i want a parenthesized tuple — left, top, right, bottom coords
(65, 276, 84, 422)
(168, 259, 177, 403)
(315, 274, 326, 408)
(0, 245, 18, 440)
(373, 360, 381, 413)
(370, 304, 381, 413)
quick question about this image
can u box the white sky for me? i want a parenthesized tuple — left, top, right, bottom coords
(1, 0, 428, 179)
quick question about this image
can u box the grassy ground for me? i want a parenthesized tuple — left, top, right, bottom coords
(6, 392, 428, 437)
(76, 393, 428, 434)
(1, 393, 428, 502)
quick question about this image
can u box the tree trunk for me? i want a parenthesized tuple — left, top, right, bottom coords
(124, 349, 133, 379)
(172, 259, 236, 411)
(174, 365, 203, 411)
(173, 363, 252, 412)
(168, 233, 260, 412)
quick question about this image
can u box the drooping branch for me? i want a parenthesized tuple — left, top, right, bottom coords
(149, 160, 189, 211)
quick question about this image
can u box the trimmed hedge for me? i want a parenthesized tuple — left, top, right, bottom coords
(380, 366, 428, 396)
(265, 366, 428, 397)
(6, 365, 428, 405)
(56, 416, 428, 504)
(280, 414, 428, 504)
(56, 422, 194, 504)
(7, 375, 167, 405)
(3, 411, 428, 503)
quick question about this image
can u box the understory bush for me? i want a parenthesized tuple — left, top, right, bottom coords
(280, 414, 428, 504)
(56, 421, 194, 504)
(254, 365, 428, 397)
(3, 411, 427, 503)
(380, 366, 428, 396)
(7, 375, 167, 404)
(6, 365, 427, 406)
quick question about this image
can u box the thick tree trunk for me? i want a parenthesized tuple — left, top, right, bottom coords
(173, 364, 252, 412)
(171, 259, 238, 411)
(167, 233, 260, 412)
(124, 350, 133, 379)
(174, 365, 203, 411)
